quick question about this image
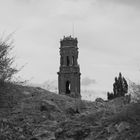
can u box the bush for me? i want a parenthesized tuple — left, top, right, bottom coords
(0, 34, 18, 84)
(106, 103, 140, 124)
(107, 92, 114, 100)
(113, 73, 128, 97)
(107, 73, 128, 100)
(129, 81, 140, 103)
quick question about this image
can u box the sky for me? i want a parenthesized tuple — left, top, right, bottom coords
(0, 0, 140, 100)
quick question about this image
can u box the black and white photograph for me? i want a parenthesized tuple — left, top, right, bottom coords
(0, 0, 140, 139)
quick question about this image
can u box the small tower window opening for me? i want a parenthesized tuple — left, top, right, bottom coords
(72, 56, 74, 66)
(66, 81, 71, 94)
(67, 56, 70, 66)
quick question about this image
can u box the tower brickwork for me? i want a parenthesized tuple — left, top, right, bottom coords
(57, 36, 81, 98)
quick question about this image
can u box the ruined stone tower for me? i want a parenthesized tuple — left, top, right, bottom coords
(58, 36, 81, 98)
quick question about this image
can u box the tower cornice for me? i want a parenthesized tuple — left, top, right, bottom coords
(60, 35, 78, 47)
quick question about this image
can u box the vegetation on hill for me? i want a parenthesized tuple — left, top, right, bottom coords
(0, 34, 18, 85)
(107, 73, 128, 100)
(0, 35, 139, 140)
(0, 82, 139, 140)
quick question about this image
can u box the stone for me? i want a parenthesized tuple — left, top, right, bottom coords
(55, 128, 63, 134)
(106, 124, 116, 134)
(115, 122, 130, 133)
(34, 129, 55, 140)
(23, 91, 30, 95)
(30, 138, 39, 140)
(40, 100, 61, 112)
(107, 134, 117, 140)
(95, 98, 104, 103)
(19, 135, 25, 139)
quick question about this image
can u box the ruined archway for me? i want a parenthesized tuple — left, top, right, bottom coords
(66, 81, 71, 94)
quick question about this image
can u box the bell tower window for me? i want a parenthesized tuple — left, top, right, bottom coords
(67, 56, 70, 66)
(72, 56, 74, 66)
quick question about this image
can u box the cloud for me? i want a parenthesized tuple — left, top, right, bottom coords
(81, 89, 107, 101)
(82, 77, 96, 86)
(0, 0, 139, 94)
(98, 0, 140, 8)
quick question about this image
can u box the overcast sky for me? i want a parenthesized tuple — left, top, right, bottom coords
(0, 0, 140, 97)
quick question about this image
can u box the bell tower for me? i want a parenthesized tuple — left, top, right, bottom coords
(57, 36, 81, 98)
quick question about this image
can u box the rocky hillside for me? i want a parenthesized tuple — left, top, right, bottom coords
(0, 83, 140, 140)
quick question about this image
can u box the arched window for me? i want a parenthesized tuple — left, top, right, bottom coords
(72, 56, 74, 66)
(67, 56, 70, 66)
(66, 81, 71, 94)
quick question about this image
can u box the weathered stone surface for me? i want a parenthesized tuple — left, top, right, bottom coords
(107, 134, 117, 140)
(40, 100, 61, 112)
(106, 124, 116, 134)
(22, 91, 31, 95)
(95, 98, 104, 103)
(0, 83, 139, 140)
(33, 129, 55, 140)
(30, 137, 39, 140)
(55, 120, 91, 140)
(115, 122, 130, 133)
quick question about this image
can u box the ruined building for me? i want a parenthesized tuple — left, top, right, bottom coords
(57, 36, 81, 98)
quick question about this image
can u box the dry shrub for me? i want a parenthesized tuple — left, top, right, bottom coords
(105, 103, 140, 124)
(129, 81, 140, 103)
(0, 34, 18, 85)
